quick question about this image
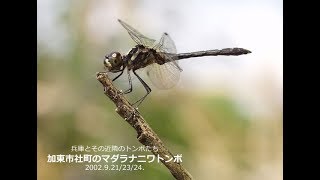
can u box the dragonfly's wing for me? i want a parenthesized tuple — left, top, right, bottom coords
(154, 32, 177, 54)
(145, 32, 183, 89)
(145, 61, 181, 89)
(154, 32, 183, 71)
(118, 19, 156, 47)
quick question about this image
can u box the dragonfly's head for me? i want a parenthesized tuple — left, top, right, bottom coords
(104, 52, 124, 72)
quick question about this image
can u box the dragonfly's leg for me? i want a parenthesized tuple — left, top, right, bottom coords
(132, 70, 152, 107)
(108, 68, 126, 97)
(112, 68, 125, 81)
(123, 68, 133, 94)
(112, 70, 124, 81)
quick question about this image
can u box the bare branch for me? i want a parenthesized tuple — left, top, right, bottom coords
(96, 72, 193, 180)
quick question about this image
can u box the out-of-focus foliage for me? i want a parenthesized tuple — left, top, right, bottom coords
(38, 0, 282, 180)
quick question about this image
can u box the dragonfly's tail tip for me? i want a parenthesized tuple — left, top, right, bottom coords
(243, 49, 252, 54)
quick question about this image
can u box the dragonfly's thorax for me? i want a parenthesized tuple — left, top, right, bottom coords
(125, 45, 165, 71)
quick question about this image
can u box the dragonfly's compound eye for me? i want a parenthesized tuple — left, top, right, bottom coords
(111, 52, 122, 63)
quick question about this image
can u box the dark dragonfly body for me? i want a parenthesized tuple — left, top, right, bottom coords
(125, 45, 167, 71)
(103, 19, 251, 107)
(173, 48, 251, 60)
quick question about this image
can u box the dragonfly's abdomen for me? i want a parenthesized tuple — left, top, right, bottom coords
(175, 48, 252, 60)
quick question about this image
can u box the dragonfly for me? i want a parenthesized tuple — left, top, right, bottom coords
(103, 19, 251, 107)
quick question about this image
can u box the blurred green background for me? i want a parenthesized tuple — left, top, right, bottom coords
(37, 0, 282, 179)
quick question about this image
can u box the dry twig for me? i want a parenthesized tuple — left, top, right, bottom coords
(96, 72, 193, 180)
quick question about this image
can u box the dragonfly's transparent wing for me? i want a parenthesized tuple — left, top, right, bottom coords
(145, 61, 181, 89)
(118, 19, 156, 47)
(154, 32, 183, 71)
(154, 32, 177, 54)
(145, 32, 183, 89)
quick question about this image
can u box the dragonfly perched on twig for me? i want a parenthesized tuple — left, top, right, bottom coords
(103, 19, 251, 107)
